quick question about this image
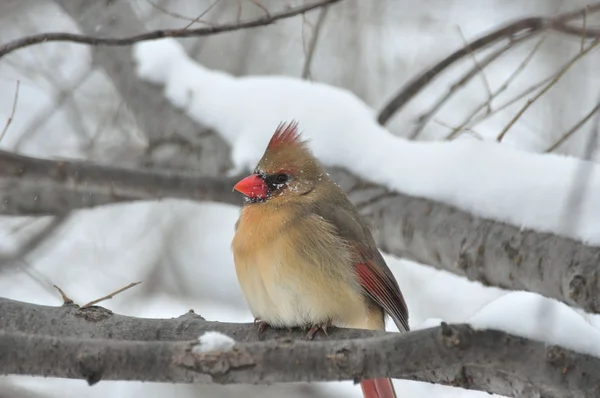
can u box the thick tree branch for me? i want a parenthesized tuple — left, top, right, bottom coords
(377, 2, 600, 126)
(0, 0, 342, 60)
(0, 149, 239, 215)
(0, 298, 598, 397)
(1, 150, 599, 315)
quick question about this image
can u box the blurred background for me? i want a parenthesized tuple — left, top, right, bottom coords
(0, 1, 599, 397)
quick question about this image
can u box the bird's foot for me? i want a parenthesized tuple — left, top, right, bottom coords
(254, 318, 271, 336)
(305, 320, 331, 340)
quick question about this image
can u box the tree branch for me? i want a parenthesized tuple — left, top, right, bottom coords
(377, 3, 600, 126)
(0, 0, 342, 60)
(0, 298, 598, 397)
(0, 149, 239, 215)
(1, 150, 599, 315)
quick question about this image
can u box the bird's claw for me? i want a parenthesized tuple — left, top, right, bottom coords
(306, 321, 330, 340)
(254, 318, 271, 336)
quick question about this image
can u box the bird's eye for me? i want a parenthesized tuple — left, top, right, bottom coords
(275, 173, 289, 184)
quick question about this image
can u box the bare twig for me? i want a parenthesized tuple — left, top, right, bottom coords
(245, 0, 270, 18)
(581, 7, 588, 52)
(545, 101, 600, 152)
(181, 0, 222, 30)
(445, 33, 550, 140)
(146, 0, 214, 28)
(301, 5, 329, 80)
(377, 2, 600, 126)
(410, 32, 534, 139)
(457, 25, 493, 113)
(496, 39, 599, 142)
(0, 213, 71, 272)
(0, 80, 20, 144)
(53, 284, 74, 305)
(81, 281, 142, 309)
(14, 69, 91, 150)
(0, 0, 342, 59)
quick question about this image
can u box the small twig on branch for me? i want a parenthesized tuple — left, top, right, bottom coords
(545, 101, 600, 152)
(53, 284, 74, 305)
(410, 31, 534, 139)
(496, 39, 599, 142)
(301, 5, 329, 80)
(0, 0, 341, 59)
(0, 80, 20, 144)
(0, 213, 71, 272)
(81, 281, 142, 309)
(445, 33, 550, 140)
(146, 0, 216, 28)
(456, 25, 493, 113)
(377, 2, 600, 126)
(245, 0, 271, 18)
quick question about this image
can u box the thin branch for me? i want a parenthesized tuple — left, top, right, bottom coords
(456, 25, 493, 113)
(181, 0, 222, 30)
(409, 31, 534, 139)
(545, 101, 600, 152)
(245, 0, 271, 18)
(301, 5, 329, 80)
(445, 32, 550, 140)
(0, 80, 20, 144)
(0, 0, 342, 59)
(53, 284, 74, 305)
(146, 0, 214, 28)
(0, 148, 241, 215)
(0, 298, 598, 398)
(81, 281, 142, 309)
(377, 2, 600, 126)
(0, 213, 71, 272)
(496, 39, 599, 142)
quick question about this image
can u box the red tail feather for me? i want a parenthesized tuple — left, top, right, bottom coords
(360, 378, 397, 398)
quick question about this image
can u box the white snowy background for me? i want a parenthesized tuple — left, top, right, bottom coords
(1, 0, 600, 397)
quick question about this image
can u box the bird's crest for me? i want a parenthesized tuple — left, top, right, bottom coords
(267, 121, 303, 150)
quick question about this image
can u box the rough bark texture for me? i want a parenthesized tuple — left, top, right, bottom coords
(0, 298, 598, 397)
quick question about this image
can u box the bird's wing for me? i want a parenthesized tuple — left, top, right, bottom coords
(314, 203, 410, 332)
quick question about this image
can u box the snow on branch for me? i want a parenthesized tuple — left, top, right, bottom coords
(0, 0, 342, 60)
(1, 150, 599, 315)
(0, 297, 598, 398)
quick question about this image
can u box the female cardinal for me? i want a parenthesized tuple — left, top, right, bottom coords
(231, 121, 409, 398)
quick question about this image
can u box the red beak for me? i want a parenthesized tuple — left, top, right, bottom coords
(233, 174, 269, 199)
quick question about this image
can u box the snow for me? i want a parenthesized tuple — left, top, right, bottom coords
(2, 201, 599, 398)
(2, 3, 600, 398)
(193, 331, 236, 353)
(134, 38, 600, 246)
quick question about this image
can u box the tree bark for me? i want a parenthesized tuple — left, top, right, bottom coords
(1, 298, 598, 397)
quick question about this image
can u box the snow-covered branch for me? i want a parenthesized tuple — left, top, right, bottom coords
(1, 297, 598, 398)
(1, 149, 599, 315)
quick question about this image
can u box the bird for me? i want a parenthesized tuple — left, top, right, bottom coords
(231, 121, 409, 398)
